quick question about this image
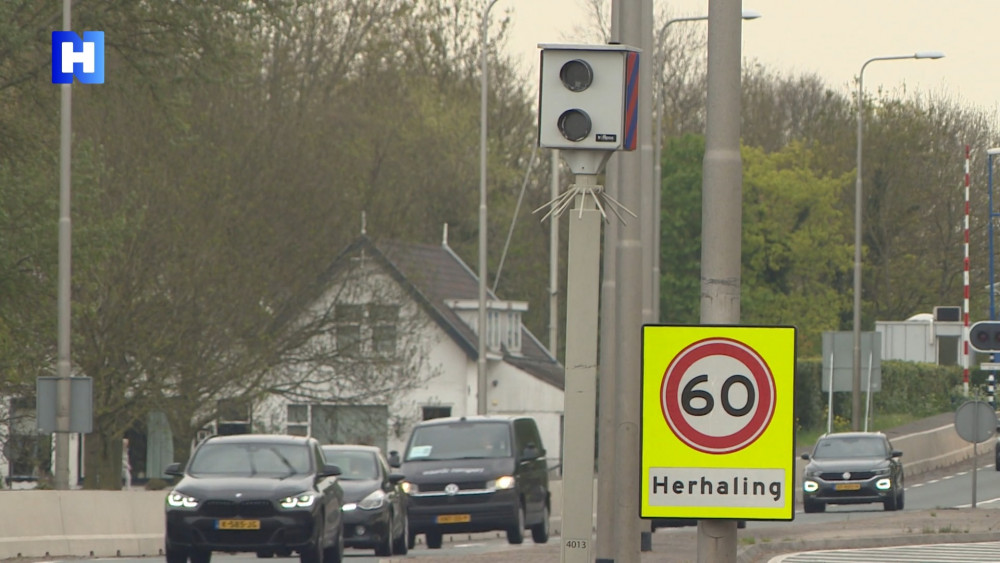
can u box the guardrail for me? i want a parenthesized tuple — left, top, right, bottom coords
(0, 418, 984, 559)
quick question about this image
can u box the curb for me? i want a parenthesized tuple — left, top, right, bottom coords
(737, 531, 1000, 562)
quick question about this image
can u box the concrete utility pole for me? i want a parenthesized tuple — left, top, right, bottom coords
(697, 0, 743, 560)
(55, 0, 74, 491)
(609, 0, 645, 560)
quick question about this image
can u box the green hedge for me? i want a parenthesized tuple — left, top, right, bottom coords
(793, 359, 977, 431)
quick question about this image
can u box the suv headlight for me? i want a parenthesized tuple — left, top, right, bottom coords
(166, 491, 199, 509)
(487, 476, 515, 490)
(280, 492, 317, 509)
(357, 489, 387, 510)
(401, 481, 418, 494)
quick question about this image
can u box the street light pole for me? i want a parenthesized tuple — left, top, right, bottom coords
(649, 10, 760, 325)
(851, 51, 944, 431)
(478, 0, 499, 415)
(988, 148, 1000, 322)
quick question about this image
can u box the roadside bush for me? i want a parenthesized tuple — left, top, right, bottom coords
(795, 359, 964, 430)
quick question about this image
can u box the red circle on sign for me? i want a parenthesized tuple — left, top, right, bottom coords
(660, 338, 775, 454)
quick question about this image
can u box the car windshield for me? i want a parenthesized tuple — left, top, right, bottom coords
(187, 442, 312, 476)
(323, 450, 379, 480)
(405, 421, 511, 461)
(812, 436, 888, 459)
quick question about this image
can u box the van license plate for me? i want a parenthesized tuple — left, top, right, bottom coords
(217, 519, 261, 530)
(834, 483, 861, 491)
(437, 514, 471, 524)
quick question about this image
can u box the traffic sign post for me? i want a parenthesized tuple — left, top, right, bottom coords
(641, 325, 796, 522)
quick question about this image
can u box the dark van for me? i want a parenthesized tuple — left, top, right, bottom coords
(399, 415, 550, 549)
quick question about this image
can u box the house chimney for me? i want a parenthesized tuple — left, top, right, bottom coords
(442, 223, 449, 247)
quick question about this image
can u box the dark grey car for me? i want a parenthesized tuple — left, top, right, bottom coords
(800, 431, 904, 513)
(164, 434, 344, 563)
(321, 444, 408, 556)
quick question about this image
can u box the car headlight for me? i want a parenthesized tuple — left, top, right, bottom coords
(487, 476, 515, 490)
(280, 492, 317, 509)
(802, 480, 818, 493)
(805, 469, 822, 478)
(357, 489, 387, 510)
(873, 467, 891, 476)
(875, 478, 892, 490)
(401, 481, 418, 494)
(166, 491, 199, 509)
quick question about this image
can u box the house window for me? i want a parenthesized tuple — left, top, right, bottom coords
(370, 304, 399, 356)
(335, 304, 363, 356)
(287, 404, 309, 436)
(422, 406, 451, 420)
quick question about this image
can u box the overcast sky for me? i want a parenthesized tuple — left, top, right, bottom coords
(502, 0, 998, 128)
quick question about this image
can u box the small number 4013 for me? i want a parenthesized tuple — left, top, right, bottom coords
(565, 539, 588, 549)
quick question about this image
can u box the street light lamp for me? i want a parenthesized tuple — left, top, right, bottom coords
(851, 51, 944, 431)
(478, 0, 500, 415)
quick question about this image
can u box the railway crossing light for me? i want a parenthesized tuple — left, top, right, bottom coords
(970, 321, 1000, 352)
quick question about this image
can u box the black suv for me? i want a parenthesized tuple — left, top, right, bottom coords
(800, 431, 904, 513)
(400, 415, 550, 549)
(164, 434, 345, 563)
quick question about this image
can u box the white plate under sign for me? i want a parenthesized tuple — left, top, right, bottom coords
(980, 363, 1000, 371)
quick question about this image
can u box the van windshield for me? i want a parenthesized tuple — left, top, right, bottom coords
(405, 421, 512, 461)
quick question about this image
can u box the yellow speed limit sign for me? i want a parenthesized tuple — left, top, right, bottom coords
(641, 325, 796, 521)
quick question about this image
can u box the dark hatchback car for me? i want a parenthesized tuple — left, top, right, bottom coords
(321, 444, 408, 556)
(400, 415, 550, 549)
(164, 434, 345, 563)
(800, 431, 904, 513)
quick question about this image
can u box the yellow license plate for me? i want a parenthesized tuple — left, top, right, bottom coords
(217, 519, 261, 530)
(436, 514, 471, 524)
(835, 483, 861, 491)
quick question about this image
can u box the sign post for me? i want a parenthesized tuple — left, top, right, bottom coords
(641, 326, 796, 523)
(954, 400, 997, 508)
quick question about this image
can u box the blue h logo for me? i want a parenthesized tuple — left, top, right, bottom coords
(52, 31, 105, 84)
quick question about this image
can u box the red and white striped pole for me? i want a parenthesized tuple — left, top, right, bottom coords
(964, 144, 972, 397)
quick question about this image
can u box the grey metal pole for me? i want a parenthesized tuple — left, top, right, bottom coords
(612, 0, 642, 560)
(478, 0, 499, 415)
(558, 177, 603, 563)
(596, 8, 624, 558)
(595, 158, 618, 563)
(55, 0, 73, 492)
(852, 51, 944, 431)
(638, 0, 655, 551)
(549, 150, 559, 354)
(697, 0, 742, 559)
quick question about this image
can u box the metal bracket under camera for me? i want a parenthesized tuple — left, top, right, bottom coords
(534, 175, 636, 224)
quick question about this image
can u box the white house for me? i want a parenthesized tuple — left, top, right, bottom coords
(255, 233, 566, 471)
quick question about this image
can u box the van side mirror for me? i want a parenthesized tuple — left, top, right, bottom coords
(522, 443, 543, 461)
(388, 450, 401, 468)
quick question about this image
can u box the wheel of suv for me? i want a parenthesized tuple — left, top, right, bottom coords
(883, 491, 898, 511)
(323, 523, 344, 563)
(299, 514, 325, 563)
(165, 542, 187, 563)
(530, 504, 550, 544)
(803, 499, 825, 513)
(392, 513, 409, 555)
(426, 531, 443, 549)
(506, 501, 525, 544)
